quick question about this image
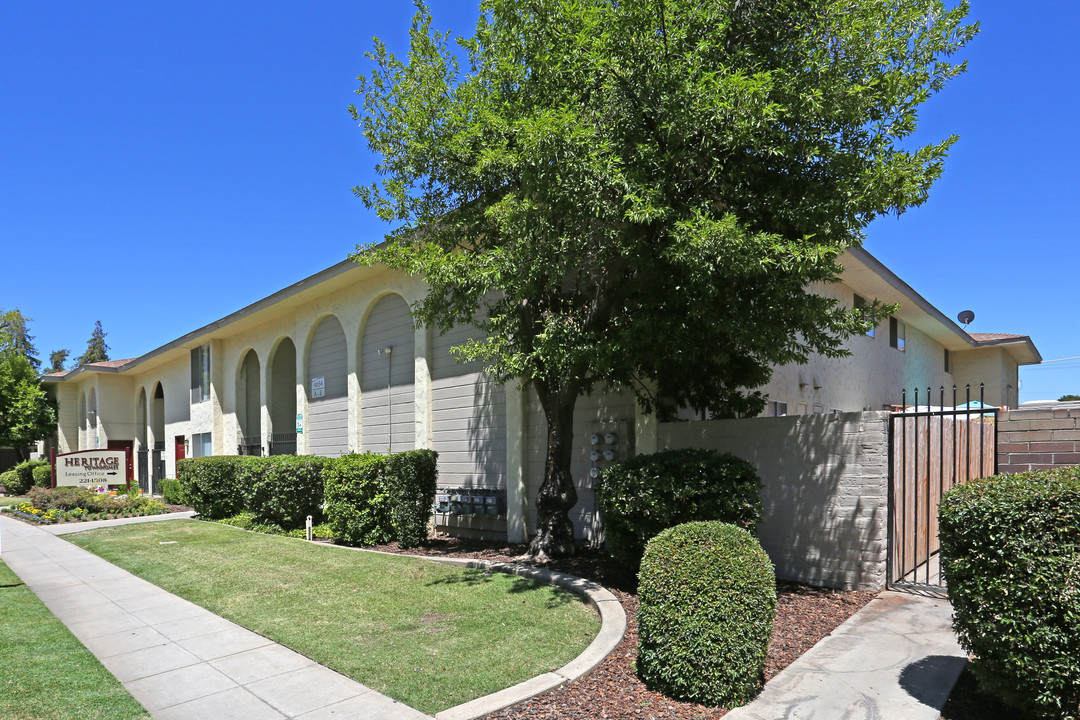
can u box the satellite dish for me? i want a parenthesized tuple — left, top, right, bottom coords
(957, 310, 975, 326)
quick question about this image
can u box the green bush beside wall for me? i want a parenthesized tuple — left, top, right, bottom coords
(384, 450, 439, 548)
(939, 469, 1080, 720)
(597, 448, 763, 569)
(637, 521, 776, 707)
(0, 470, 16, 494)
(160, 477, 187, 506)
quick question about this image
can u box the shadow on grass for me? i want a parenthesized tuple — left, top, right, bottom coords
(0, 583, 26, 589)
(426, 568, 579, 609)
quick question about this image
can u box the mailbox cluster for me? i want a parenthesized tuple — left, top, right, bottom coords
(435, 487, 506, 516)
(588, 430, 620, 484)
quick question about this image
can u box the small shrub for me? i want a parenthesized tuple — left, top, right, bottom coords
(9, 460, 48, 495)
(160, 477, 187, 505)
(940, 469, 1080, 719)
(31, 463, 52, 488)
(385, 450, 438, 548)
(598, 449, 762, 569)
(637, 521, 776, 707)
(176, 457, 245, 518)
(241, 455, 330, 529)
(324, 453, 393, 546)
(0, 470, 16, 494)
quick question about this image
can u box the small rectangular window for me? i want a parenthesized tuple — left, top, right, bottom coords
(889, 317, 906, 351)
(191, 432, 212, 457)
(190, 345, 211, 403)
(765, 401, 788, 417)
(854, 294, 875, 338)
(944, 348, 951, 373)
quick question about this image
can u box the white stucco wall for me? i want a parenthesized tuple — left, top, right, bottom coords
(757, 281, 956, 413)
(659, 412, 891, 590)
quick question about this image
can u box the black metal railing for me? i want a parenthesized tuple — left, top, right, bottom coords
(237, 435, 262, 456)
(268, 432, 296, 456)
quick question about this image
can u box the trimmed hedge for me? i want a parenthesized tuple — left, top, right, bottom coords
(176, 457, 246, 518)
(32, 463, 52, 488)
(385, 450, 439, 548)
(323, 454, 390, 545)
(0, 469, 17, 494)
(940, 469, 1080, 719)
(241, 455, 330, 529)
(7, 460, 49, 495)
(598, 449, 762, 569)
(176, 450, 438, 547)
(637, 521, 776, 707)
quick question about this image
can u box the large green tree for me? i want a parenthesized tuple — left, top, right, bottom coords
(351, 0, 976, 558)
(76, 320, 110, 367)
(0, 308, 40, 371)
(0, 323, 56, 460)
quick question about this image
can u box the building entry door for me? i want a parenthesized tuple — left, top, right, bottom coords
(107, 440, 135, 486)
(175, 436, 186, 464)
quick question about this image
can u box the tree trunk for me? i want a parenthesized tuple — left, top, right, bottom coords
(528, 388, 579, 562)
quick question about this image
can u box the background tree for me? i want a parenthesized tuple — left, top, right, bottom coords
(76, 320, 110, 367)
(351, 0, 976, 558)
(1059, 394, 1080, 402)
(0, 308, 40, 371)
(0, 325, 56, 460)
(46, 349, 70, 375)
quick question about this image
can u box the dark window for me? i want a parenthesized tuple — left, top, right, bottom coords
(889, 318, 905, 351)
(190, 345, 211, 403)
(944, 348, 951, 373)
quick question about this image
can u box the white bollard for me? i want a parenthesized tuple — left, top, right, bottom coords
(306, 515, 313, 542)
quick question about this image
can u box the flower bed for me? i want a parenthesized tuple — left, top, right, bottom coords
(0, 487, 170, 525)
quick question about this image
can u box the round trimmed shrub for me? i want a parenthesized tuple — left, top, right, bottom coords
(637, 521, 776, 707)
(940, 468, 1080, 719)
(598, 449, 762, 569)
(0, 469, 16, 494)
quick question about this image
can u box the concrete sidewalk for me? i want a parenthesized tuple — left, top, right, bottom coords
(0, 513, 428, 719)
(726, 590, 967, 720)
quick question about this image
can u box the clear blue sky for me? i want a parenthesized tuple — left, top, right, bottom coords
(2, 1, 1076, 403)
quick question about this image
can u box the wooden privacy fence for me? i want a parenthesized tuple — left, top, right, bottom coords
(888, 386, 997, 589)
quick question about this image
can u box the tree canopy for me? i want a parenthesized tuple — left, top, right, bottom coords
(0, 308, 40, 371)
(351, 0, 976, 556)
(47, 349, 70, 375)
(76, 320, 110, 367)
(0, 318, 56, 457)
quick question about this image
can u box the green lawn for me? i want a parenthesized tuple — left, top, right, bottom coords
(67, 520, 599, 714)
(0, 497, 23, 507)
(0, 561, 151, 720)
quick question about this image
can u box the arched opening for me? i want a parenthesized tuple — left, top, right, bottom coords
(151, 383, 165, 449)
(78, 392, 87, 450)
(268, 338, 297, 455)
(237, 349, 262, 455)
(150, 382, 166, 489)
(136, 387, 149, 492)
(88, 387, 98, 449)
(361, 294, 415, 453)
(306, 316, 348, 458)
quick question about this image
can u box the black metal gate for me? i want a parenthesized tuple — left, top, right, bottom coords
(888, 384, 997, 590)
(152, 445, 165, 492)
(137, 449, 149, 493)
(268, 432, 296, 456)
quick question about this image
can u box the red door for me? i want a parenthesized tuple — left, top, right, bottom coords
(107, 440, 134, 487)
(175, 436, 186, 462)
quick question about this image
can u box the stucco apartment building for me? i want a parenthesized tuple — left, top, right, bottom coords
(42, 246, 1040, 544)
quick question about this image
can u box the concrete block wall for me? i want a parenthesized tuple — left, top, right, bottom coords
(997, 405, 1080, 473)
(658, 411, 890, 591)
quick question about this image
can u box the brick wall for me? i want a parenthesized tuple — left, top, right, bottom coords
(997, 405, 1080, 473)
(658, 412, 890, 591)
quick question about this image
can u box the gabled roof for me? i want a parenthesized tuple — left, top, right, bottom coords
(42, 359, 138, 381)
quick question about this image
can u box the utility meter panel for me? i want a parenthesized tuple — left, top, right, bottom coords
(586, 419, 633, 489)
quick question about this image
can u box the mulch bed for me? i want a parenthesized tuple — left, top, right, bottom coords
(371, 536, 877, 719)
